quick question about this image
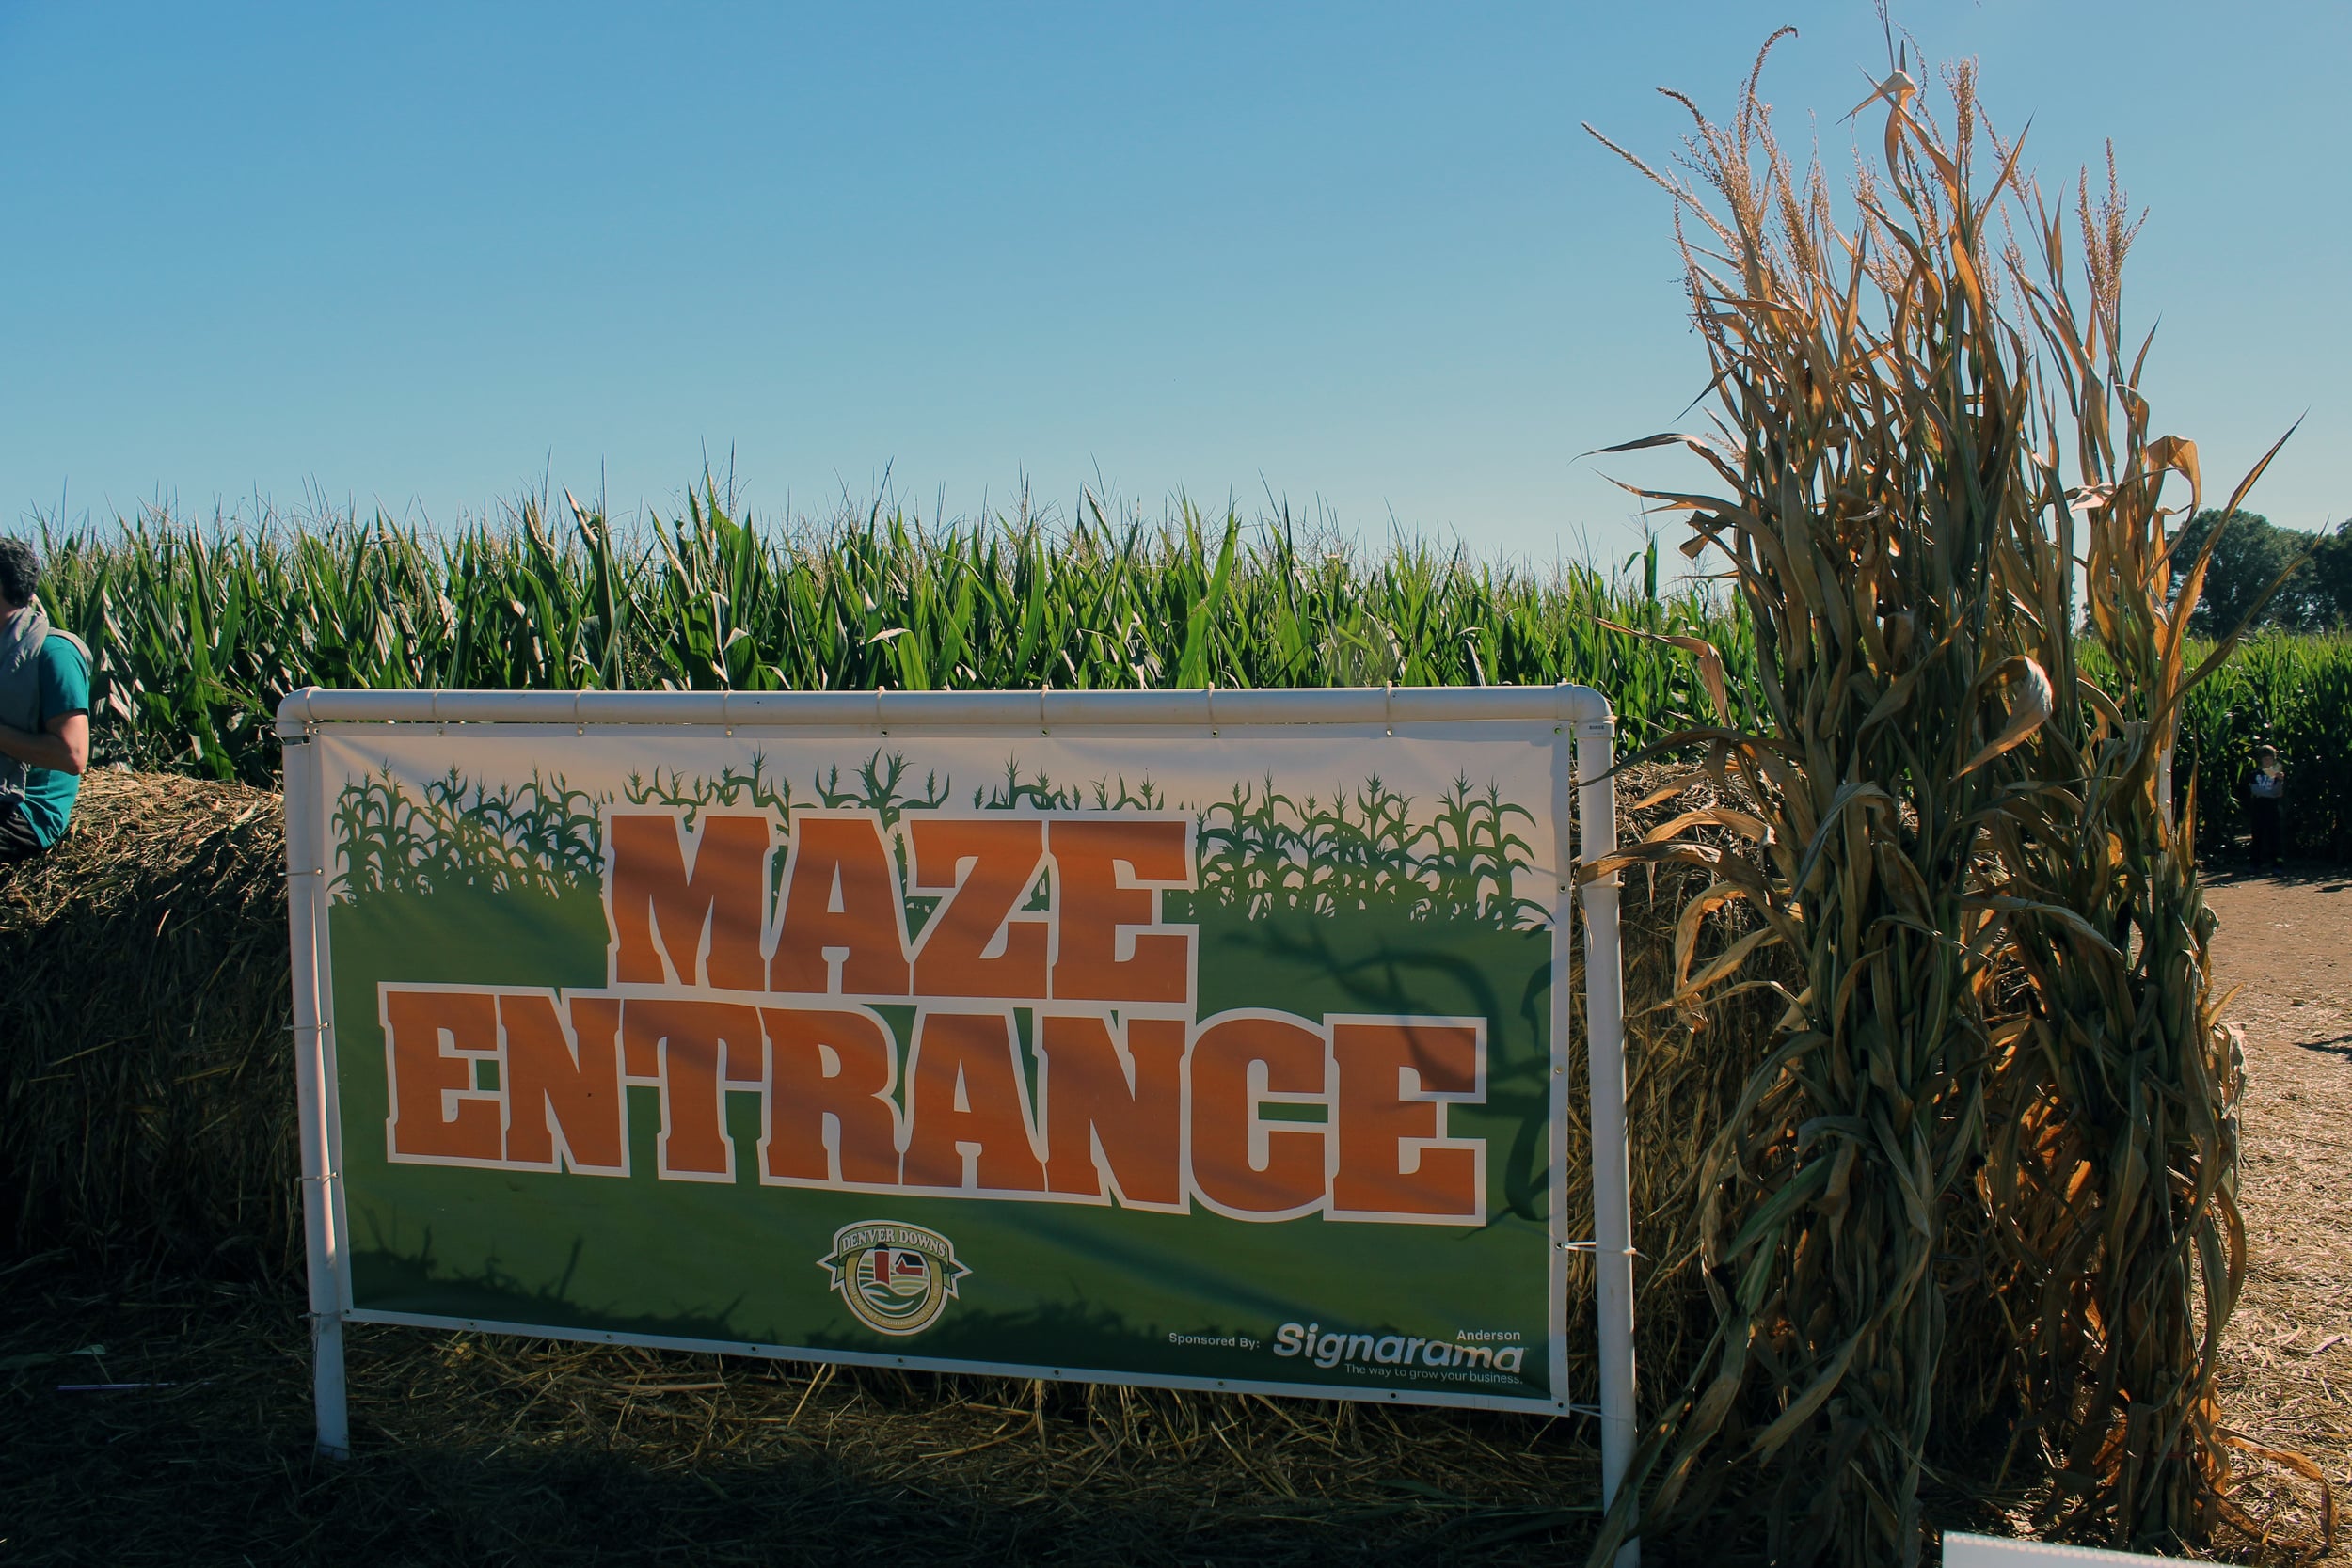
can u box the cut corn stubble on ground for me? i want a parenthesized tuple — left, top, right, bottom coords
(2204, 872, 2352, 1560)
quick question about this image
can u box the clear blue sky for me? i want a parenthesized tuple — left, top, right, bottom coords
(2, 2, 2343, 567)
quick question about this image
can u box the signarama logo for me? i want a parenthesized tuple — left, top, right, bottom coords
(819, 1222, 969, 1336)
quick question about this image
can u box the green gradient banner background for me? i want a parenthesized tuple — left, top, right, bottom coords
(313, 724, 1578, 1412)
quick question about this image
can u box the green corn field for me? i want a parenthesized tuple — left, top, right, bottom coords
(2174, 632, 2352, 860)
(24, 495, 1758, 781)
(19, 497, 2352, 865)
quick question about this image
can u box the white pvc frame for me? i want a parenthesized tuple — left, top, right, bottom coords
(279, 682, 1638, 1558)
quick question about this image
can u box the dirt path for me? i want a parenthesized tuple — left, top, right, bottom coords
(2208, 870, 2352, 1559)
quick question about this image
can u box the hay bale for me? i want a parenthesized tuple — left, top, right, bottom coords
(1607, 791, 1780, 1411)
(0, 765, 1744, 1416)
(0, 769, 294, 1274)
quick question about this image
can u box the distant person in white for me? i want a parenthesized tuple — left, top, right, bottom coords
(2248, 743, 2286, 868)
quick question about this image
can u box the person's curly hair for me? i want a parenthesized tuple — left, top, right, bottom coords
(0, 538, 38, 607)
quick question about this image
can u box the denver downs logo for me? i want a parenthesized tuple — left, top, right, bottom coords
(818, 1222, 968, 1336)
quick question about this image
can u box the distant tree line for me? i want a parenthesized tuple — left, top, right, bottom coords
(2169, 509, 2352, 634)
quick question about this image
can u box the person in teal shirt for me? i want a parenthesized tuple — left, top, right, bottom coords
(0, 539, 91, 864)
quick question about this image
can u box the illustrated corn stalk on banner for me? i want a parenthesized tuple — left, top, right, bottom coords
(1581, 33, 2301, 1565)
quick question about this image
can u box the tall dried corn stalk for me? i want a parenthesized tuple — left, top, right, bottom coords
(1977, 164, 2302, 1547)
(1582, 36, 2286, 1565)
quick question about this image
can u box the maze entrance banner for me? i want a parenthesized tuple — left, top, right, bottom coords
(287, 693, 1624, 1420)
